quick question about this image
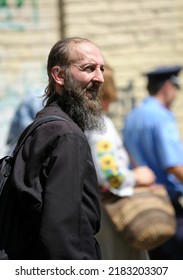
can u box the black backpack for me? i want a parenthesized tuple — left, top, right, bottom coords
(0, 115, 66, 259)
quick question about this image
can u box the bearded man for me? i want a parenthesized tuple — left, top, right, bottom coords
(5, 37, 105, 259)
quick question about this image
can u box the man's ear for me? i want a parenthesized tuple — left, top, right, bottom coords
(51, 66, 65, 86)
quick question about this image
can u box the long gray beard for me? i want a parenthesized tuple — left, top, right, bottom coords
(57, 83, 105, 132)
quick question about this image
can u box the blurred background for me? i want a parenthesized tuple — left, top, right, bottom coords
(0, 0, 183, 156)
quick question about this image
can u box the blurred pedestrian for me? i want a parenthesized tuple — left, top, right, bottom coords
(123, 65, 183, 259)
(6, 87, 43, 153)
(85, 63, 155, 259)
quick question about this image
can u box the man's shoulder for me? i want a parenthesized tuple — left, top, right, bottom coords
(35, 104, 86, 139)
(128, 98, 168, 120)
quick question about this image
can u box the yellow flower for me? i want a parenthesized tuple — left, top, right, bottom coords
(100, 154, 117, 170)
(108, 175, 123, 188)
(97, 140, 112, 154)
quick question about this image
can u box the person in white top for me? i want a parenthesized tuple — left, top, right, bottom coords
(85, 63, 155, 259)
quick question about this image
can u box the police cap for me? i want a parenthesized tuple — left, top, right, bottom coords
(144, 65, 182, 89)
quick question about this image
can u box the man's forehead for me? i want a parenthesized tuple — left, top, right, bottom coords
(71, 42, 104, 65)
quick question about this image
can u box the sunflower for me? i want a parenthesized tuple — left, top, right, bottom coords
(108, 174, 124, 188)
(97, 140, 112, 154)
(99, 154, 117, 170)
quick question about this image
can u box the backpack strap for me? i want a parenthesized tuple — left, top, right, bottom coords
(12, 115, 66, 157)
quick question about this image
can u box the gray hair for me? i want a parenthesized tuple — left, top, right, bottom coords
(44, 37, 91, 105)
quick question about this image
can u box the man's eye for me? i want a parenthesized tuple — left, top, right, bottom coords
(85, 66, 94, 72)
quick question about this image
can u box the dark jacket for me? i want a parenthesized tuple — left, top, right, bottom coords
(7, 101, 101, 259)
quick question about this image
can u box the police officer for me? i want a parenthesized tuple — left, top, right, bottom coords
(123, 65, 183, 259)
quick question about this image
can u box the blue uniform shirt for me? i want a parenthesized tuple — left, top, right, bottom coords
(123, 96, 183, 200)
(7, 87, 43, 148)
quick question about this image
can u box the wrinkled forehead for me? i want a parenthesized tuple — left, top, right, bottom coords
(70, 41, 104, 66)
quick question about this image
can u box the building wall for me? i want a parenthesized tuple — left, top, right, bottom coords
(0, 0, 61, 155)
(63, 0, 183, 132)
(0, 0, 183, 156)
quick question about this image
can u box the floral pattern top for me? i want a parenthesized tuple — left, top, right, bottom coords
(85, 115, 136, 197)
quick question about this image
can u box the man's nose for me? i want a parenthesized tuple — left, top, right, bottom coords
(93, 69, 104, 84)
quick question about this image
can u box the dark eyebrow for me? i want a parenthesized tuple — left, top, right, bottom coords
(85, 63, 105, 69)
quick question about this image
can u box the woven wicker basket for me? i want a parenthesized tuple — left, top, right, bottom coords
(103, 184, 176, 250)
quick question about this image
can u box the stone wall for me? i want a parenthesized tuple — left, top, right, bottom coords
(63, 0, 183, 132)
(0, 0, 61, 155)
(0, 0, 183, 156)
